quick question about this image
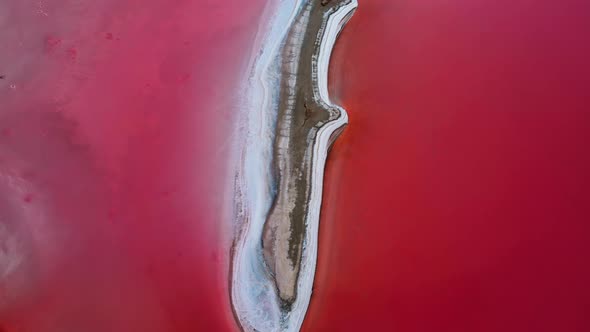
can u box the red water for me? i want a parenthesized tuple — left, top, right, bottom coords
(305, 0, 590, 331)
(2, 0, 590, 331)
(0, 0, 265, 330)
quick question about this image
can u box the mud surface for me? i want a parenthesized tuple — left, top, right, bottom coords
(261, 0, 351, 306)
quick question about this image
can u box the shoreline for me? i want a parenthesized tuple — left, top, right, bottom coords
(230, 1, 357, 330)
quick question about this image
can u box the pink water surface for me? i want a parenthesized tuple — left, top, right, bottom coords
(2, 0, 590, 331)
(0, 0, 265, 330)
(306, 0, 590, 331)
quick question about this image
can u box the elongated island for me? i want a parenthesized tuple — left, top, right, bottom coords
(230, 1, 357, 330)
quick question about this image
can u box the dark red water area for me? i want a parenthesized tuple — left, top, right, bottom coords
(306, 0, 590, 331)
(0, 0, 266, 330)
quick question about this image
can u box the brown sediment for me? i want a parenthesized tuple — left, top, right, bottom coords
(261, 0, 350, 306)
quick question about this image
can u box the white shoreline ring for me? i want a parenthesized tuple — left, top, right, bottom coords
(230, 1, 357, 331)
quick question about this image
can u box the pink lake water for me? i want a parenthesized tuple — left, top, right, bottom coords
(1, 0, 590, 331)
